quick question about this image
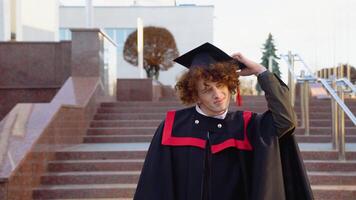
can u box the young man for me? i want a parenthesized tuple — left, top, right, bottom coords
(134, 43, 313, 200)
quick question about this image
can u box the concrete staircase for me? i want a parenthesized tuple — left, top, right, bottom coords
(32, 96, 356, 200)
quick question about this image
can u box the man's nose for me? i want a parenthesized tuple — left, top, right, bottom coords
(212, 87, 223, 99)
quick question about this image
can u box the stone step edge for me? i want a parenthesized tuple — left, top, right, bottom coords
(49, 159, 356, 164)
(49, 159, 145, 164)
(84, 135, 152, 138)
(42, 171, 141, 176)
(42, 171, 356, 176)
(34, 183, 137, 190)
(41, 171, 356, 177)
(311, 185, 356, 191)
(35, 183, 356, 191)
(41, 199, 132, 200)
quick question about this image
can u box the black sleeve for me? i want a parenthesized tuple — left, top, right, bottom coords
(257, 71, 297, 138)
(134, 121, 175, 200)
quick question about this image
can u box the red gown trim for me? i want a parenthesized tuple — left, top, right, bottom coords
(211, 111, 253, 153)
(162, 110, 206, 148)
(161, 110, 253, 153)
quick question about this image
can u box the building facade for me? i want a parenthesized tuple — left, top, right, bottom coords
(59, 4, 214, 86)
(0, 0, 59, 41)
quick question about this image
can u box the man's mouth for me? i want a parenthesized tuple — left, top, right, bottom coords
(214, 98, 225, 105)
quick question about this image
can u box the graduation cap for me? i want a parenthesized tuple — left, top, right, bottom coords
(174, 42, 245, 106)
(173, 42, 247, 70)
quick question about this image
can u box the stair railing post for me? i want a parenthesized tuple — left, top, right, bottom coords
(300, 71, 305, 129)
(340, 64, 344, 78)
(328, 68, 332, 79)
(347, 64, 351, 81)
(347, 64, 354, 98)
(288, 51, 295, 107)
(304, 75, 310, 136)
(337, 85, 346, 161)
(331, 74, 339, 150)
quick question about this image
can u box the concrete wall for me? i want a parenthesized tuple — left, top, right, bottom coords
(0, 41, 71, 87)
(0, 41, 71, 120)
(17, 0, 59, 41)
(59, 5, 214, 86)
(0, 0, 11, 41)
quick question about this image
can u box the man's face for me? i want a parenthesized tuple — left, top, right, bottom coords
(196, 79, 231, 116)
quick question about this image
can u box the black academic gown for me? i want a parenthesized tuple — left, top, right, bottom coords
(134, 71, 314, 200)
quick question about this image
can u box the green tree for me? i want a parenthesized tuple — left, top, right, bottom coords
(123, 26, 179, 79)
(256, 33, 280, 94)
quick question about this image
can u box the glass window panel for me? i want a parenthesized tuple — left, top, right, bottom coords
(59, 28, 71, 40)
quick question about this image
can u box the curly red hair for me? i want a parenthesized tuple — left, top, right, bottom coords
(175, 62, 240, 105)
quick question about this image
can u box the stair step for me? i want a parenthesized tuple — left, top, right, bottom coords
(301, 151, 356, 160)
(87, 127, 356, 136)
(55, 151, 146, 160)
(34, 198, 132, 200)
(89, 119, 354, 128)
(34, 96, 356, 199)
(294, 127, 356, 135)
(54, 147, 356, 161)
(90, 120, 161, 128)
(33, 184, 136, 199)
(83, 135, 356, 144)
(297, 119, 355, 127)
(97, 107, 270, 114)
(103, 99, 355, 107)
(94, 113, 166, 120)
(87, 127, 156, 135)
(41, 171, 140, 185)
(93, 112, 335, 120)
(84, 135, 152, 143)
(48, 158, 356, 173)
(304, 160, 356, 172)
(54, 150, 356, 161)
(40, 170, 356, 186)
(308, 171, 356, 185)
(97, 107, 343, 114)
(47, 159, 144, 172)
(296, 135, 356, 143)
(312, 185, 356, 200)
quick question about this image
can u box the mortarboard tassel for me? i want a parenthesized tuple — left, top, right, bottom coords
(236, 88, 242, 106)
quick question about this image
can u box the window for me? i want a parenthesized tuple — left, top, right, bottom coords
(103, 28, 135, 53)
(59, 28, 71, 40)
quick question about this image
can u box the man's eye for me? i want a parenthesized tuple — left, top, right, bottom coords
(201, 88, 211, 94)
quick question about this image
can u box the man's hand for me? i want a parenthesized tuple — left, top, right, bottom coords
(231, 53, 267, 76)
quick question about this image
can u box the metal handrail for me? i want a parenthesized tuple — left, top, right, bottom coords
(280, 54, 296, 75)
(336, 78, 356, 94)
(281, 53, 356, 124)
(281, 52, 355, 160)
(294, 54, 314, 75)
(319, 78, 356, 125)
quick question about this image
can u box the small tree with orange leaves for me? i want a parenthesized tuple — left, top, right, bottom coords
(123, 26, 179, 79)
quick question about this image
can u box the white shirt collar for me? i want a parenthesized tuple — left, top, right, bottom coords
(195, 104, 228, 119)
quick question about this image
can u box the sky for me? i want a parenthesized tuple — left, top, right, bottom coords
(61, 0, 356, 78)
(179, 0, 356, 77)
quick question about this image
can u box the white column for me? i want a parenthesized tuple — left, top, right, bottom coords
(86, 0, 93, 28)
(137, 17, 144, 78)
(0, 0, 11, 41)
